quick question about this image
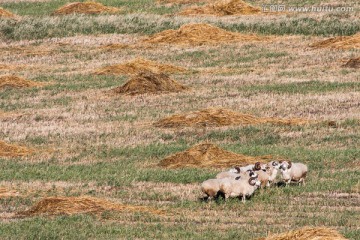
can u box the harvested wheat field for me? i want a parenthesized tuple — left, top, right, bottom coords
(0, 75, 44, 89)
(0, 188, 19, 198)
(159, 143, 271, 169)
(180, 0, 260, 16)
(52, 2, 120, 15)
(310, 33, 360, 50)
(111, 71, 189, 95)
(17, 196, 164, 217)
(0, 7, 16, 18)
(342, 57, 360, 68)
(143, 23, 266, 45)
(258, 226, 348, 240)
(0, 140, 33, 157)
(154, 108, 309, 128)
(94, 58, 187, 76)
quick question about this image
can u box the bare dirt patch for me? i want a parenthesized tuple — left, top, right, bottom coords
(342, 57, 360, 68)
(94, 58, 187, 76)
(52, 2, 121, 15)
(17, 196, 164, 217)
(310, 33, 360, 50)
(159, 142, 271, 169)
(257, 226, 347, 240)
(110, 71, 189, 95)
(0, 7, 17, 18)
(142, 23, 267, 45)
(179, 0, 260, 16)
(0, 140, 33, 157)
(154, 108, 309, 128)
(0, 75, 44, 89)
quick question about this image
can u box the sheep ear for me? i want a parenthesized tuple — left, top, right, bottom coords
(288, 161, 292, 169)
(235, 176, 241, 180)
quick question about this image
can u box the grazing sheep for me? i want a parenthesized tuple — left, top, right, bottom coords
(228, 162, 263, 174)
(219, 177, 261, 203)
(267, 160, 280, 184)
(254, 167, 271, 188)
(216, 169, 258, 180)
(201, 178, 222, 200)
(280, 161, 308, 186)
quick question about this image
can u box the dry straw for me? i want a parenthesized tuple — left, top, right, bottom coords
(158, 0, 207, 4)
(0, 75, 44, 89)
(310, 33, 360, 50)
(0, 188, 19, 198)
(180, 0, 260, 16)
(257, 226, 348, 240)
(342, 57, 360, 68)
(95, 58, 187, 76)
(52, 1, 120, 15)
(0, 140, 33, 157)
(159, 143, 271, 169)
(17, 196, 164, 217)
(143, 23, 266, 45)
(0, 7, 17, 18)
(110, 71, 189, 95)
(154, 108, 309, 128)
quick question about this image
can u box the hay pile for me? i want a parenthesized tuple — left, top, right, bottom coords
(18, 196, 164, 216)
(0, 188, 19, 198)
(158, 0, 207, 4)
(159, 143, 271, 169)
(342, 57, 360, 68)
(111, 71, 189, 95)
(310, 33, 360, 50)
(95, 58, 187, 76)
(52, 2, 120, 15)
(180, 0, 260, 16)
(0, 75, 44, 89)
(0, 7, 16, 18)
(154, 108, 309, 128)
(143, 23, 265, 45)
(0, 140, 33, 157)
(257, 226, 347, 240)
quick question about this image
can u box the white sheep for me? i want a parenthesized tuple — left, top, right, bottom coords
(279, 160, 308, 186)
(216, 169, 258, 180)
(228, 162, 263, 174)
(219, 176, 261, 203)
(267, 160, 280, 184)
(201, 178, 222, 200)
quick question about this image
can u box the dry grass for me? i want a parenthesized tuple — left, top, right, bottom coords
(0, 75, 44, 89)
(142, 23, 267, 45)
(17, 196, 164, 217)
(0, 188, 19, 198)
(310, 33, 360, 50)
(0, 140, 33, 157)
(342, 57, 360, 68)
(157, 0, 207, 4)
(179, 0, 260, 16)
(257, 226, 348, 240)
(94, 58, 187, 76)
(159, 142, 271, 169)
(0, 7, 17, 18)
(52, 2, 121, 15)
(110, 71, 189, 95)
(154, 108, 309, 128)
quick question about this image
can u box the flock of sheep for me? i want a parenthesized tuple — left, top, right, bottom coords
(201, 160, 308, 202)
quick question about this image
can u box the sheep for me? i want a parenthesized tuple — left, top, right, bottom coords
(228, 162, 263, 174)
(201, 178, 222, 200)
(267, 160, 280, 184)
(254, 167, 271, 188)
(216, 169, 258, 180)
(279, 160, 308, 186)
(219, 176, 261, 203)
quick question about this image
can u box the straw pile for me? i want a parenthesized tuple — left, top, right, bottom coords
(158, 0, 207, 4)
(310, 33, 360, 50)
(111, 71, 189, 95)
(52, 2, 120, 15)
(342, 57, 360, 68)
(0, 75, 44, 89)
(98, 43, 130, 51)
(0, 7, 16, 18)
(159, 143, 271, 169)
(154, 108, 309, 128)
(0, 188, 19, 198)
(95, 58, 187, 76)
(257, 226, 347, 240)
(18, 196, 164, 216)
(180, 0, 260, 16)
(143, 23, 265, 45)
(0, 140, 33, 157)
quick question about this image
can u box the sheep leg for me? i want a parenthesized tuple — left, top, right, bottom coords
(242, 195, 246, 203)
(266, 181, 270, 188)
